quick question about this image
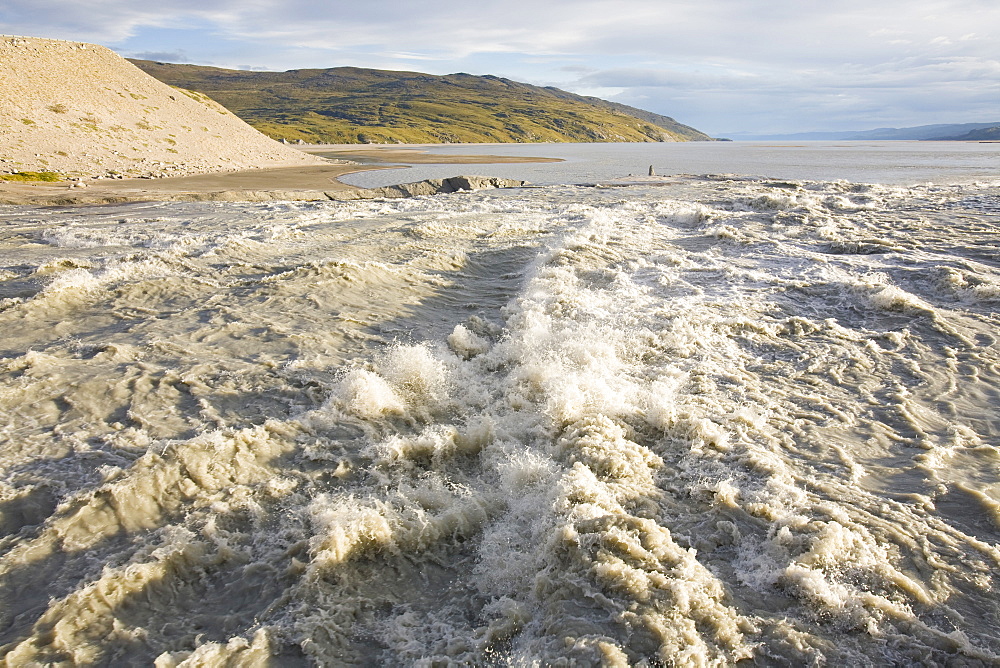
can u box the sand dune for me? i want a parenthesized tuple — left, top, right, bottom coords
(0, 36, 327, 180)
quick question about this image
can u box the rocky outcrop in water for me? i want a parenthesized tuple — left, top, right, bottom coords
(0, 175, 528, 206)
(327, 176, 527, 200)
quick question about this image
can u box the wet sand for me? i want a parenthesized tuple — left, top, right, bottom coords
(0, 146, 562, 206)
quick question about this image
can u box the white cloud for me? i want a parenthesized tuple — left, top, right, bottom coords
(2, 0, 997, 133)
(130, 50, 190, 62)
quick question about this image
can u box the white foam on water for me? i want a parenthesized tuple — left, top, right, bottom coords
(1, 180, 999, 664)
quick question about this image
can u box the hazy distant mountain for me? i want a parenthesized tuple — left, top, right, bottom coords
(932, 126, 1000, 141)
(130, 60, 713, 144)
(726, 122, 1000, 141)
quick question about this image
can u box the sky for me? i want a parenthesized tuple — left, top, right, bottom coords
(2, 0, 998, 136)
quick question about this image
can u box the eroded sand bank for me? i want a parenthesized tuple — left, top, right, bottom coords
(0, 36, 325, 180)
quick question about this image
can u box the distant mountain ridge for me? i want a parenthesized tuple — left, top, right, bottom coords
(726, 122, 1000, 141)
(129, 60, 713, 144)
(936, 126, 1000, 141)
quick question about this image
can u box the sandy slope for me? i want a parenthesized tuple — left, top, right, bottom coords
(0, 36, 327, 179)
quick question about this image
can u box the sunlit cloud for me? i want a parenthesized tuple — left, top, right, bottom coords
(2, 0, 998, 134)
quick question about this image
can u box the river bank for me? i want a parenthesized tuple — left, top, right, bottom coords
(0, 146, 557, 205)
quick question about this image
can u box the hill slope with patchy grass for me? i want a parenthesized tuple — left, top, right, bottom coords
(130, 60, 713, 144)
(0, 36, 324, 179)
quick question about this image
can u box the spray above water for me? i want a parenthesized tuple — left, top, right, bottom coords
(0, 178, 999, 665)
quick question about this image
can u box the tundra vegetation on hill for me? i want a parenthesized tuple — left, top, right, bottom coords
(129, 60, 714, 145)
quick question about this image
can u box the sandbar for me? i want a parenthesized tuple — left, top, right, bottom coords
(0, 145, 562, 206)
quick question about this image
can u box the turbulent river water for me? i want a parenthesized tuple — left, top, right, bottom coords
(1, 173, 1000, 665)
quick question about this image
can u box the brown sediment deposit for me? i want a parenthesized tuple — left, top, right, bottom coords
(0, 143, 556, 206)
(0, 163, 372, 205)
(0, 165, 527, 205)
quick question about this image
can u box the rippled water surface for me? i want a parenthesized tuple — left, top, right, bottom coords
(339, 140, 1000, 188)
(1, 175, 999, 665)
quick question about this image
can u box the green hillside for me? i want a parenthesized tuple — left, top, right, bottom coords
(129, 60, 713, 144)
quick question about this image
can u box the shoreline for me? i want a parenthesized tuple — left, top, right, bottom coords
(4, 141, 995, 206)
(0, 163, 385, 206)
(299, 144, 565, 165)
(0, 145, 562, 206)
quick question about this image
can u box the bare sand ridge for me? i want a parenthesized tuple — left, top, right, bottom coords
(0, 36, 326, 180)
